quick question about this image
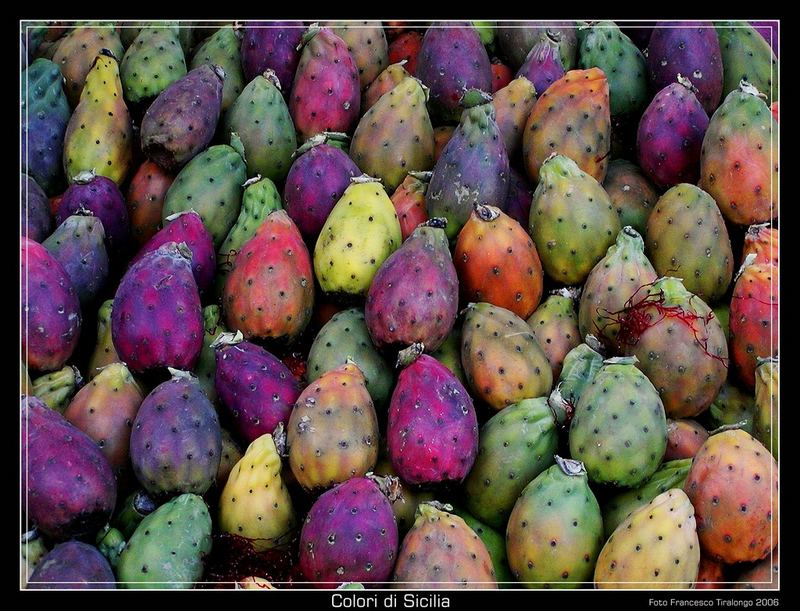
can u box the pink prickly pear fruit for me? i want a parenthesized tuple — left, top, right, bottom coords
(387, 345, 479, 486)
(223, 209, 314, 345)
(22, 395, 116, 540)
(299, 475, 399, 588)
(213, 331, 300, 445)
(527, 288, 581, 379)
(742, 224, 778, 267)
(516, 30, 565, 97)
(502, 167, 534, 228)
(695, 556, 726, 589)
(362, 61, 411, 111)
(491, 76, 537, 158)
(637, 76, 709, 189)
(111, 242, 203, 374)
(21, 237, 81, 373)
(391, 171, 430, 240)
(126, 160, 174, 247)
(290, 26, 361, 141)
(240, 21, 304, 92)
(365, 219, 458, 353)
(664, 419, 709, 460)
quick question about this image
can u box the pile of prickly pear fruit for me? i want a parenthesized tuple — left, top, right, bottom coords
(20, 20, 779, 591)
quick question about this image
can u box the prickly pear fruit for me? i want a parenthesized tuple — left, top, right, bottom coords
(21, 174, 52, 243)
(523, 68, 611, 183)
(362, 61, 410, 111)
(192, 305, 226, 403)
(28, 541, 115, 589)
(684, 429, 778, 563)
(391, 171, 430, 240)
(392, 502, 497, 589)
(695, 556, 726, 589)
(388, 32, 422, 76)
(21, 237, 81, 373)
(111, 490, 158, 540)
(707, 381, 756, 433)
(497, 23, 578, 71)
(529, 154, 621, 285)
(324, 21, 389, 90)
(464, 398, 558, 530)
(716, 22, 778, 103)
(20, 529, 48, 589)
(388, 347, 478, 485)
(527, 289, 581, 379)
(456, 205, 544, 320)
(126, 161, 174, 247)
(190, 25, 244, 111)
(31, 364, 82, 413)
(140, 64, 224, 172)
(299, 475, 399, 587)
(87, 299, 118, 377)
(240, 21, 303, 93)
(22, 395, 116, 540)
(450, 508, 514, 586)
(430, 322, 467, 386)
(491, 76, 537, 157)
(490, 60, 513, 92)
(665, 419, 709, 460)
(218, 432, 297, 551)
(372, 459, 435, 535)
(503, 167, 534, 229)
(215, 428, 243, 489)
(516, 30, 564, 97)
(117, 493, 212, 589)
(433, 125, 455, 161)
(734, 546, 779, 589)
(595, 489, 700, 588)
(121, 25, 187, 104)
(742, 224, 778, 268)
(602, 159, 657, 235)
(753, 358, 778, 460)
(111, 242, 203, 373)
(547, 340, 604, 428)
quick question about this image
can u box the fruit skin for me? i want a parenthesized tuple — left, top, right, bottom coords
(426, 91, 509, 241)
(637, 77, 710, 189)
(193, 305, 227, 403)
(391, 171, 430, 240)
(602, 159, 657, 236)
(548, 340, 605, 428)
(388, 31, 423, 76)
(527, 289, 581, 379)
(126, 161, 174, 247)
(190, 25, 244, 112)
(646, 184, 733, 303)
(490, 60, 513, 92)
(430, 322, 467, 386)
(117, 493, 212, 589)
(432, 126, 455, 162)
(516, 31, 564, 98)
(362, 61, 411, 111)
(299, 476, 399, 588)
(287, 363, 379, 491)
(491, 76, 537, 158)
(325, 21, 389, 91)
(665, 419, 709, 460)
(366, 221, 458, 352)
(21, 237, 81, 373)
(22, 174, 53, 243)
(416, 22, 492, 124)
(450, 508, 514, 586)
(646, 22, 723, 114)
(392, 503, 497, 589)
(464, 398, 558, 530)
(22, 59, 71, 195)
(523, 68, 611, 183)
(503, 167, 534, 229)
(695, 556, 726, 589)
(111, 242, 203, 374)
(742, 224, 778, 267)
(684, 429, 778, 564)
(30, 364, 82, 413)
(290, 26, 361, 141)
(699, 82, 778, 226)
(716, 22, 778, 103)
(529, 154, 621, 285)
(218, 432, 297, 551)
(240, 21, 304, 93)
(388, 350, 478, 486)
(372, 459, 435, 536)
(734, 546, 779, 589)
(27, 541, 116, 589)
(314, 177, 402, 299)
(120, 25, 187, 104)
(214, 335, 300, 445)
(22, 395, 117, 540)
(456, 205, 544, 320)
(215, 428, 243, 489)
(595, 489, 700, 588)
(707, 381, 757, 434)
(498, 23, 578, 71)
(87, 299, 119, 378)
(462, 302, 553, 410)
(140, 64, 224, 173)
(753, 358, 778, 460)
(506, 458, 604, 588)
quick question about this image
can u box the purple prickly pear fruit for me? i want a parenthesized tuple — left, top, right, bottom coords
(22, 395, 116, 540)
(637, 76, 710, 189)
(55, 171, 130, 259)
(22, 174, 53, 243)
(387, 345, 478, 486)
(130, 370, 222, 498)
(602, 159, 658, 236)
(416, 22, 492, 124)
(365, 219, 458, 353)
(299, 475, 399, 587)
(290, 26, 361, 141)
(213, 331, 300, 444)
(497, 22, 578, 71)
(646, 22, 723, 114)
(502, 167, 534, 228)
(324, 21, 389, 91)
(131, 210, 216, 294)
(140, 64, 225, 172)
(240, 21, 304, 93)
(27, 541, 116, 589)
(516, 30, 565, 97)
(21, 237, 81, 373)
(491, 76, 537, 158)
(111, 242, 203, 374)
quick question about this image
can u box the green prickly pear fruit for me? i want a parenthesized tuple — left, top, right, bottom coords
(121, 24, 187, 105)
(216, 428, 243, 490)
(547, 338, 605, 428)
(430, 322, 467, 387)
(602, 159, 658, 236)
(111, 490, 158, 539)
(325, 21, 389, 90)
(21, 359, 31, 396)
(87, 299, 120, 379)
(527, 288, 581, 379)
(595, 488, 700, 588)
(491, 75, 537, 158)
(193, 305, 228, 404)
(753, 357, 778, 460)
(716, 22, 778, 103)
(506, 457, 604, 588)
(117, 493, 212, 589)
(31, 365, 82, 413)
(96, 525, 126, 568)
(362, 61, 410, 111)
(20, 529, 48, 588)
(706, 380, 756, 434)
(190, 25, 244, 112)
(451, 507, 514, 586)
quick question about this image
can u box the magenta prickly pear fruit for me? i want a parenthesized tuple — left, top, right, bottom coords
(21, 174, 52, 243)
(290, 25, 361, 141)
(21, 236, 81, 373)
(111, 242, 203, 374)
(22, 395, 116, 540)
(213, 331, 300, 444)
(365, 219, 458, 353)
(130, 370, 222, 498)
(240, 21, 304, 93)
(416, 21, 492, 123)
(516, 30, 564, 97)
(299, 475, 399, 588)
(27, 541, 116, 589)
(387, 345, 478, 486)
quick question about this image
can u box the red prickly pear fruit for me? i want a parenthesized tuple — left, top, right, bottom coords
(516, 30, 565, 97)
(213, 332, 300, 445)
(324, 21, 389, 91)
(684, 429, 778, 564)
(664, 419, 709, 460)
(366, 219, 458, 353)
(523, 68, 611, 183)
(742, 224, 778, 267)
(131, 210, 216, 294)
(771, 100, 778, 122)
(21, 237, 82, 373)
(391, 171, 430, 241)
(637, 76, 709, 189)
(111, 242, 203, 374)
(22, 174, 53, 243)
(602, 159, 658, 236)
(27, 541, 116, 589)
(455, 205, 544, 320)
(433, 126, 455, 162)
(695, 556, 726, 589)
(388, 31, 423, 76)
(388, 346, 478, 486)
(502, 167, 534, 229)
(126, 161, 174, 247)
(734, 546, 779, 589)
(223, 210, 314, 344)
(240, 21, 304, 93)
(527, 288, 581, 379)
(299, 476, 399, 588)
(362, 62, 411, 112)
(491, 76, 537, 158)
(490, 59, 513, 92)
(290, 26, 361, 141)
(22, 395, 117, 540)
